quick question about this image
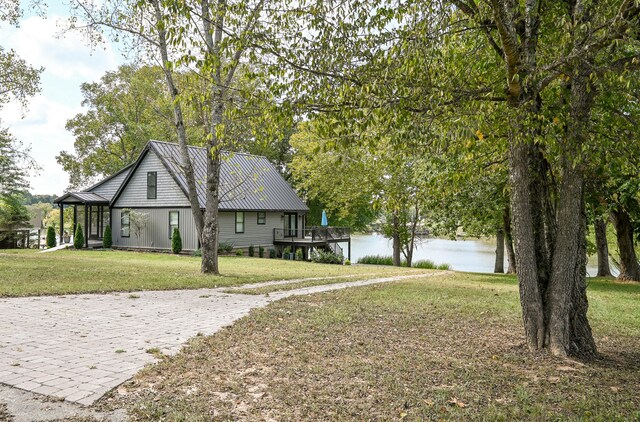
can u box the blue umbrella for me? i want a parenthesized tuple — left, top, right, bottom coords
(321, 210, 328, 227)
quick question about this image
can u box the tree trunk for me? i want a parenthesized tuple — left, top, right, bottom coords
(503, 207, 516, 274)
(546, 63, 596, 358)
(509, 139, 546, 352)
(392, 212, 402, 267)
(610, 208, 640, 281)
(151, 0, 205, 247)
(494, 228, 505, 273)
(594, 217, 612, 277)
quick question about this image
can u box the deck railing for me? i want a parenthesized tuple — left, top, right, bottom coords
(273, 226, 350, 242)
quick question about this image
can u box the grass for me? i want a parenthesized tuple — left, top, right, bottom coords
(0, 249, 426, 297)
(102, 272, 640, 421)
(226, 273, 429, 295)
(358, 254, 451, 270)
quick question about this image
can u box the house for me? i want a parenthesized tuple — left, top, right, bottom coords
(54, 140, 350, 257)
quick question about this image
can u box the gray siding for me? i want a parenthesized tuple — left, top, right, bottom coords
(114, 151, 190, 208)
(90, 169, 130, 202)
(219, 211, 289, 248)
(111, 207, 198, 251)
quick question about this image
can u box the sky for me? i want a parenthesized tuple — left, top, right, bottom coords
(0, 3, 124, 195)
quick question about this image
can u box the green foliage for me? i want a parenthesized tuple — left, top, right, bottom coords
(103, 224, 113, 249)
(56, 65, 187, 190)
(258, 246, 264, 258)
(193, 249, 202, 257)
(74, 224, 84, 249)
(0, 129, 35, 195)
(295, 248, 303, 261)
(172, 228, 182, 254)
(0, 194, 31, 246)
(248, 245, 255, 257)
(357, 255, 394, 266)
(344, 259, 351, 266)
(310, 250, 343, 265)
(218, 241, 234, 254)
(411, 260, 450, 270)
(46, 226, 56, 248)
(235, 249, 243, 256)
(269, 248, 276, 259)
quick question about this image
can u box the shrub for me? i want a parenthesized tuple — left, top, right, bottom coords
(218, 241, 234, 254)
(269, 248, 276, 258)
(412, 259, 436, 269)
(235, 249, 243, 256)
(73, 224, 84, 249)
(259, 246, 265, 258)
(172, 228, 182, 254)
(248, 245, 255, 257)
(103, 225, 112, 249)
(344, 259, 351, 265)
(295, 248, 303, 261)
(357, 255, 394, 266)
(46, 226, 56, 248)
(193, 248, 202, 257)
(310, 249, 343, 264)
(437, 263, 451, 270)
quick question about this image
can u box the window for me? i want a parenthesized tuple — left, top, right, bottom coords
(235, 211, 245, 233)
(169, 211, 179, 238)
(147, 171, 157, 199)
(257, 211, 266, 225)
(121, 210, 130, 238)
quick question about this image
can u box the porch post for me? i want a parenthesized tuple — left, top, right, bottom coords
(84, 204, 89, 248)
(348, 239, 351, 262)
(73, 205, 77, 236)
(59, 204, 63, 244)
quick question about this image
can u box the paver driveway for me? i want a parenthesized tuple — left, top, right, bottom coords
(0, 274, 434, 406)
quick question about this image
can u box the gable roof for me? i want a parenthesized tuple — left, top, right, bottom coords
(112, 140, 309, 212)
(54, 192, 108, 204)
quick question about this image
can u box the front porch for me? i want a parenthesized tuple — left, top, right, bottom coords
(54, 192, 110, 248)
(274, 226, 351, 260)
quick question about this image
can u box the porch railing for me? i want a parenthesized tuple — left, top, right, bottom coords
(273, 227, 350, 242)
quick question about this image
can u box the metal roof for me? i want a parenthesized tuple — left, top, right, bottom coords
(54, 191, 109, 204)
(148, 141, 309, 212)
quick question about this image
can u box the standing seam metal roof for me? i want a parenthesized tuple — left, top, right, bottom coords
(149, 140, 309, 212)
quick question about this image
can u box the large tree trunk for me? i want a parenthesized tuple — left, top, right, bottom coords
(503, 207, 516, 274)
(509, 139, 546, 351)
(546, 63, 596, 358)
(494, 228, 505, 273)
(610, 208, 640, 281)
(594, 217, 612, 277)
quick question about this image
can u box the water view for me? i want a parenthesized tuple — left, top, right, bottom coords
(348, 233, 605, 275)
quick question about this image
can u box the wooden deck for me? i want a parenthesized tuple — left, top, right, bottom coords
(273, 227, 351, 260)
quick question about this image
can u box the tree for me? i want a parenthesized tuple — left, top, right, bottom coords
(74, 224, 84, 249)
(290, 121, 429, 266)
(68, 0, 279, 274)
(0, 129, 35, 195)
(57, 65, 181, 189)
(276, 0, 640, 357)
(0, 194, 30, 234)
(103, 224, 112, 249)
(171, 227, 182, 254)
(127, 209, 149, 244)
(46, 225, 56, 248)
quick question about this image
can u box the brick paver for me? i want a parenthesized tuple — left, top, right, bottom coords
(0, 273, 438, 405)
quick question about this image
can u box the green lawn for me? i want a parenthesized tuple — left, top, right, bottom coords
(104, 272, 640, 421)
(0, 249, 425, 297)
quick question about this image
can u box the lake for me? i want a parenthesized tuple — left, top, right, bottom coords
(345, 233, 605, 275)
